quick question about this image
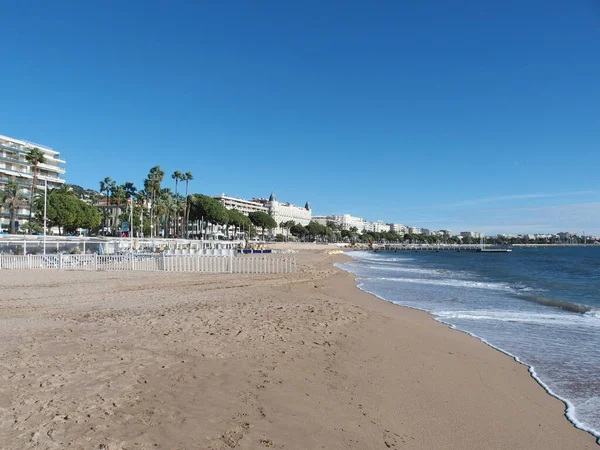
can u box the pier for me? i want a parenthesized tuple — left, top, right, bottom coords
(372, 244, 511, 253)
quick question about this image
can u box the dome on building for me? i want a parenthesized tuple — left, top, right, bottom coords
(269, 192, 276, 202)
(305, 201, 311, 210)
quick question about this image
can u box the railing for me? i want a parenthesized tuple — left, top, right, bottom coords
(0, 236, 245, 256)
(0, 254, 297, 274)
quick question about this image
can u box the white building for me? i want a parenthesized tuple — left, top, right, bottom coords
(389, 223, 408, 234)
(265, 192, 311, 234)
(213, 192, 311, 235)
(213, 194, 268, 215)
(331, 214, 367, 231)
(0, 134, 66, 232)
(312, 215, 334, 226)
(408, 227, 422, 235)
(372, 221, 390, 233)
(460, 231, 483, 239)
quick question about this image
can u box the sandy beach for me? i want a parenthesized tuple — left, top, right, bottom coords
(0, 250, 596, 449)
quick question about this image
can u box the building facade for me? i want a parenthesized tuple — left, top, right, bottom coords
(460, 231, 483, 239)
(332, 214, 366, 231)
(265, 193, 311, 234)
(389, 223, 408, 234)
(213, 192, 311, 236)
(0, 134, 66, 232)
(372, 221, 391, 233)
(311, 215, 333, 226)
(213, 194, 268, 215)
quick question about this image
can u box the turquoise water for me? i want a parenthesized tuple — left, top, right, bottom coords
(337, 247, 600, 442)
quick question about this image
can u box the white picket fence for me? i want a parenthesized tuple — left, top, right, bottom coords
(0, 254, 297, 274)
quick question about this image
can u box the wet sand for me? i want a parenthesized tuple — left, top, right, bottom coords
(0, 251, 596, 449)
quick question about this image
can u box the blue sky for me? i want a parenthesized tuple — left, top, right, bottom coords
(1, 1, 599, 234)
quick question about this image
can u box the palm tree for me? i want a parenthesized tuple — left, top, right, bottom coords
(183, 171, 193, 237)
(111, 185, 127, 232)
(135, 189, 149, 236)
(56, 184, 74, 195)
(123, 182, 137, 199)
(1, 180, 27, 234)
(171, 170, 183, 236)
(147, 166, 165, 238)
(99, 177, 116, 234)
(122, 182, 137, 235)
(25, 147, 46, 230)
(153, 187, 172, 237)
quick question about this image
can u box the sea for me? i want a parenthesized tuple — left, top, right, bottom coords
(337, 247, 600, 442)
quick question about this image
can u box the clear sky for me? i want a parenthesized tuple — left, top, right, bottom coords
(1, 1, 599, 234)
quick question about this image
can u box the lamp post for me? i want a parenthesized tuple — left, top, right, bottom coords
(43, 179, 47, 255)
(129, 197, 133, 252)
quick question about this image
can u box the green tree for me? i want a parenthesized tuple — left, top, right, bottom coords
(279, 220, 295, 241)
(290, 223, 307, 240)
(146, 166, 165, 237)
(121, 182, 137, 234)
(306, 221, 327, 239)
(326, 220, 340, 231)
(78, 202, 102, 231)
(188, 194, 229, 236)
(111, 185, 127, 230)
(1, 180, 27, 234)
(45, 192, 79, 234)
(123, 181, 137, 199)
(25, 147, 46, 229)
(135, 189, 150, 236)
(99, 177, 116, 234)
(183, 171, 193, 236)
(171, 170, 184, 235)
(228, 209, 251, 239)
(248, 211, 277, 238)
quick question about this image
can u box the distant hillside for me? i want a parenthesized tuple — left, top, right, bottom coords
(70, 184, 100, 200)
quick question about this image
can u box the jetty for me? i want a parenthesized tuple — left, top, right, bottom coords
(372, 244, 512, 253)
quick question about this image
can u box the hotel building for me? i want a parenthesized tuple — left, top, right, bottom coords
(213, 194, 269, 216)
(265, 192, 311, 229)
(389, 223, 408, 234)
(0, 134, 66, 232)
(213, 192, 311, 235)
(372, 220, 391, 233)
(332, 214, 367, 231)
(311, 215, 332, 226)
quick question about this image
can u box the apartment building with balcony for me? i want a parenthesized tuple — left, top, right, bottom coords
(213, 192, 312, 236)
(0, 134, 66, 232)
(213, 194, 268, 216)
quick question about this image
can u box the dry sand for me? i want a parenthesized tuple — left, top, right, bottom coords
(0, 251, 596, 449)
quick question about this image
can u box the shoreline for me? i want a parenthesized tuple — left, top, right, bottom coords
(331, 251, 598, 447)
(1, 250, 597, 448)
(349, 269, 599, 444)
